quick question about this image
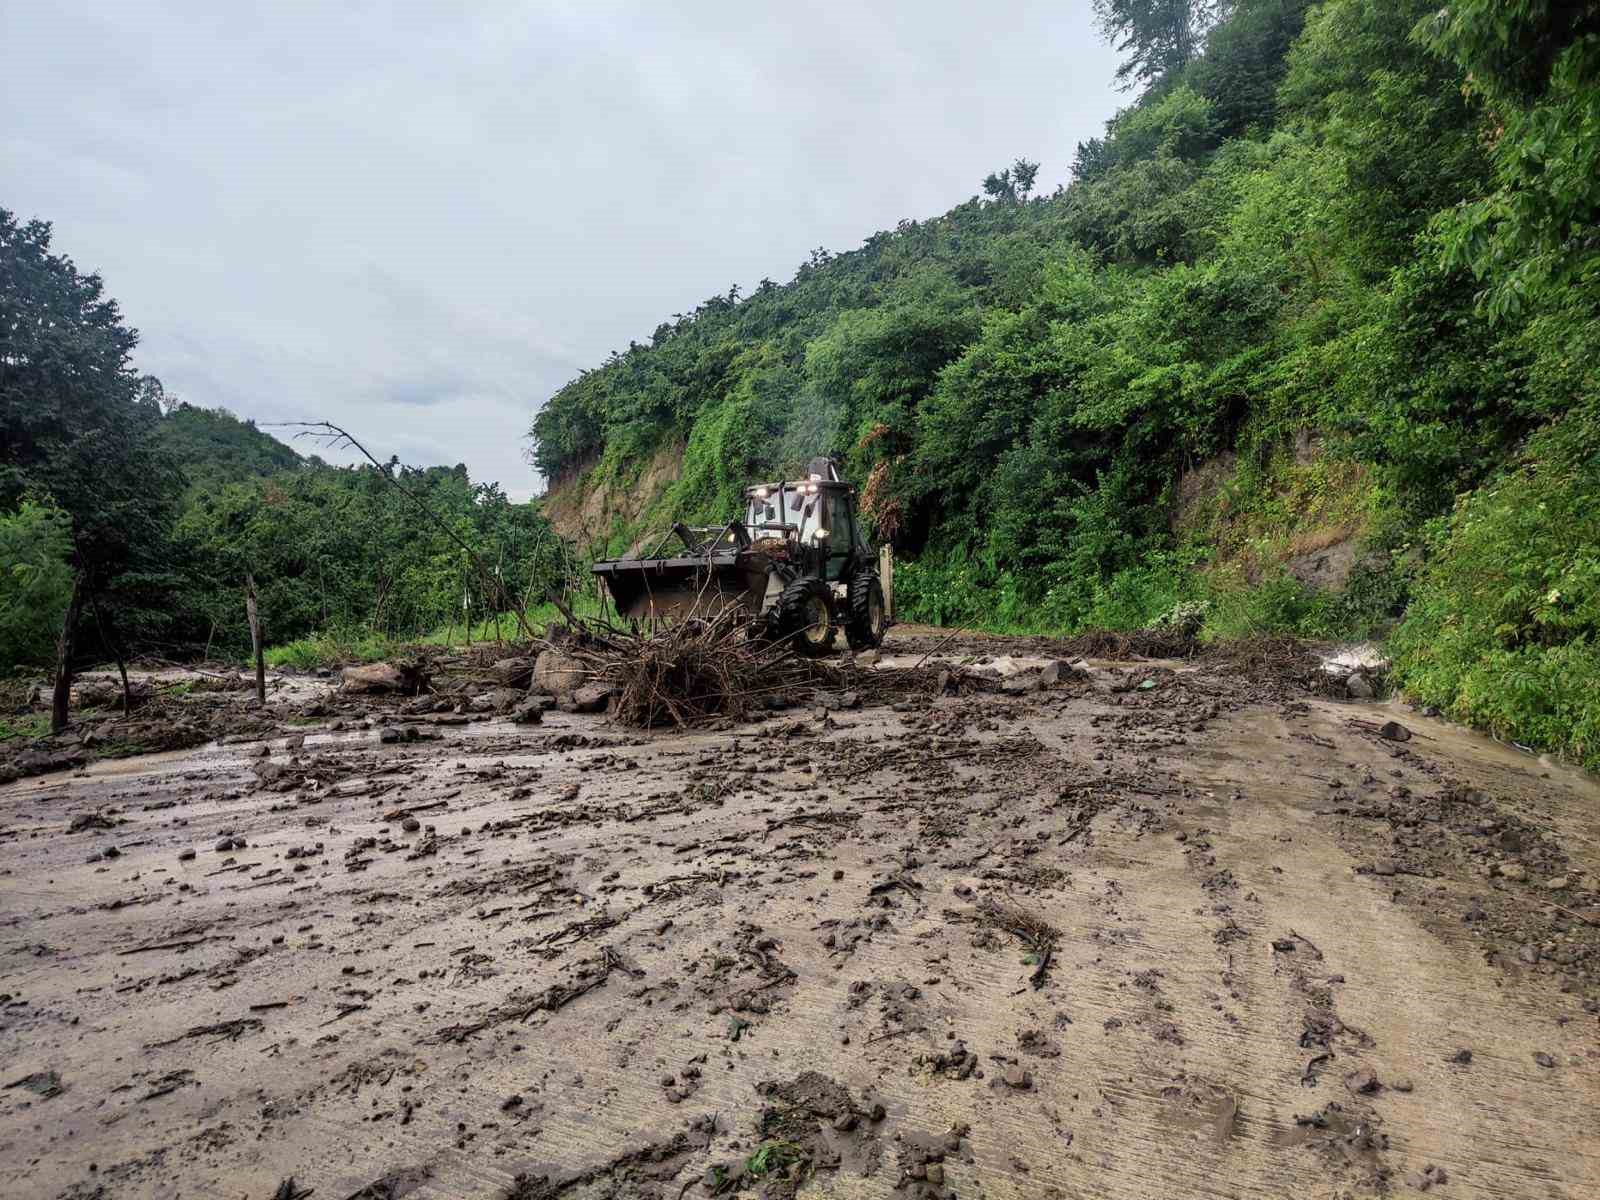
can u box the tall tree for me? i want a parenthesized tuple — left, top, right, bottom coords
(0, 209, 178, 719)
(1093, 0, 1228, 90)
(981, 159, 1041, 204)
(1009, 158, 1041, 200)
(982, 169, 1017, 204)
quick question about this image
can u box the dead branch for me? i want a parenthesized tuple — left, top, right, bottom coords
(550, 605, 983, 730)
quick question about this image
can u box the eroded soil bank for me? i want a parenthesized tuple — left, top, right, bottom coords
(2, 630, 1597, 1199)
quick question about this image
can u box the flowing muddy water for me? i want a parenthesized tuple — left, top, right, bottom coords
(2, 632, 1597, 1199)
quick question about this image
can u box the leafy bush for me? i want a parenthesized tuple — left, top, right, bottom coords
(0, 501, 73, 672)
(1389, 440, 1600, 767)
(1198, 568, 1321, 642)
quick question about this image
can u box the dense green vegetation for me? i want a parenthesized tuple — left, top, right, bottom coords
(171, 454, 570, 656)
(531, 0, 1600, 768)
(1, 209, 181, 692)
(156, 403, 302, 492)
(0, 501, 74, 670)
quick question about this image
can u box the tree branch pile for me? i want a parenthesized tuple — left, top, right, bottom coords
(550, 609, 980, 730)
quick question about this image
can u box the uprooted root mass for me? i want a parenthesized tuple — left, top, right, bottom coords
(548, 609, 963, 729)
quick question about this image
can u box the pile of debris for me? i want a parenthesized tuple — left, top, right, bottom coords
(1200, 635, 1367, 699)
(0, 672, 277, 785)
(537, 610, 972, 730)
(560, 609, 801, 727)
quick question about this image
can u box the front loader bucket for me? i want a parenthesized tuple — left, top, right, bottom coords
(593, 553, 770, 625)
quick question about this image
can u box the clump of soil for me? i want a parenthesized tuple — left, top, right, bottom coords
(699, 1071, 884, 1198)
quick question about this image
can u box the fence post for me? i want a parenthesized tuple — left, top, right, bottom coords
(879, 545, 894, 621)
(245, 573, 265, 706)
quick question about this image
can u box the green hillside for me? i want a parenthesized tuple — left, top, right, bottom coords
(156, 403, 303, 491)
(530, 0, 1600, 767)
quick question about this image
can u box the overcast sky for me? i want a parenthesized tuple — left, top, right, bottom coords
(4, 2, 1122, 500)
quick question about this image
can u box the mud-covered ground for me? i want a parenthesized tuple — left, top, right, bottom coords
(2, 629, 1597, 1199)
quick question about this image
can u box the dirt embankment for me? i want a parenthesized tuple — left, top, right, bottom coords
(539, 444, 683, 549)
(1, 630, 1597, 1199)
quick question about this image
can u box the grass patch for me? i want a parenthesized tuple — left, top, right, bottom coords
(262, 595, 609, 671)
(0, 713, 49, 743)
(264, 628, 402, 670)
(745, 1140, 805, 1178)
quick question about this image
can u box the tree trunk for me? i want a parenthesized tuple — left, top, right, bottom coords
(245, 574, 265, 706)
(51, 570, 85, 734)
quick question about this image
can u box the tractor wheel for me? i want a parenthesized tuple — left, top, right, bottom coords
(768, 578, 837, 657)
(845, 570, 888, 650)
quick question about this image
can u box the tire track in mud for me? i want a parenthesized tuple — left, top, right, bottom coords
(1164, 707, 1599, 1198)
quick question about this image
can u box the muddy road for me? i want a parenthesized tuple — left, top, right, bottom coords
(2, 631, 1597, 1199)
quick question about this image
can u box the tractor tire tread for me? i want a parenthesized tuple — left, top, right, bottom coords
(845, 569, 887, 650)
(768, 578, 836, 656)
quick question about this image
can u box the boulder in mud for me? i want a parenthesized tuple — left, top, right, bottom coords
(1078, 665, 1121, 694)
(11, 748, 85, 779)
(563, 682, 613, 714)
(476, 687, 522, 713)
(1038, 659, 1087, 688)
(1345, 672, 1375, 700)
(493, 656, 536, 688)
(341, 662, 406, 694)
(509, 698, 546, 724)
(532, 648, 583, 698)
(71, 677, 153, 709)
(1344, 1066, 1380, 1094)
(817, 690, 861, 712)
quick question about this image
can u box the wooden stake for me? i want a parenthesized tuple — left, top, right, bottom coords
(493, 552, 505, 648)
(879, 544, 894, 621)
(245, 573, 265, 706)
(50, 569, 85, 734)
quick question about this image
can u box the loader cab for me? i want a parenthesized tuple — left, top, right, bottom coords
(743, 465, 867, 582)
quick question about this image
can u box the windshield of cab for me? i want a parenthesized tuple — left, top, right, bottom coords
(745, 486, 796, 534)
(745, 485, 813, 534)
(745, 495, 774, 529)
